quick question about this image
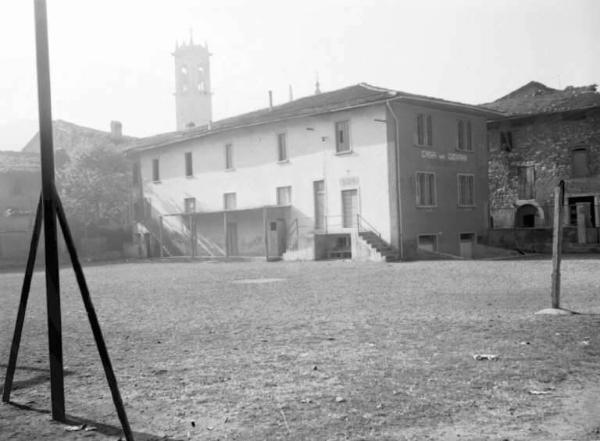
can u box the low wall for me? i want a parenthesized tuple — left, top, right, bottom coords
(488, 227, 600, 253)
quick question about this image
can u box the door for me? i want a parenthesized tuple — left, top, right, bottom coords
(459, 233, 474, 259)
(226, 222, 238, 256)
(314, 180, 325, 230)
(341, 189, 358, 228)
(267, 219, 287, 258)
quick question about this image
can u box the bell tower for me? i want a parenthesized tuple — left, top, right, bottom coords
(173, 36, 212, 130)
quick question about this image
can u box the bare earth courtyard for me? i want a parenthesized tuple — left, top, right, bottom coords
(1, 258, 600, 441)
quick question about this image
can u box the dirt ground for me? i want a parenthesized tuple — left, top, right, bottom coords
(1, 258, 600, 441)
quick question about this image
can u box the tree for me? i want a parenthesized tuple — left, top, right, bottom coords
(57, 146, 131, 234)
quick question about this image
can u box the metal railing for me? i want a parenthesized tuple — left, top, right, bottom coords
(356, 213, 383, 238)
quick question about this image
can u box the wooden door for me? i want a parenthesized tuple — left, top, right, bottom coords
(459, 233, 474, 259)
(341, 189, 358, 228)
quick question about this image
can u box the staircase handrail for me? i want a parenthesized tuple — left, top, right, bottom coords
(357, 213, 382, 238)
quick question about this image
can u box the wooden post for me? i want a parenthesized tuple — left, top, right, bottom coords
(263, 207, 269, 260)
(34, 0, 65, 421)
(224, 211, 228, 258)
(158, 216, 164, 258)
(551, 181, 565, 309)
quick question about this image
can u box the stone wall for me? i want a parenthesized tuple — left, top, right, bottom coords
(488, 109, 600, 221)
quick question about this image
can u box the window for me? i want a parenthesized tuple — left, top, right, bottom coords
(457, 120, 472, 151)
(572, 148, 589, 177)
(500, 131, 513, 151)
(518, 166, 535, 199)
(416, 172, 436, 206)
(416, 114, 433, 146)
(223, 192, 236, 210)
(276, 186, 292, 205)
(185, 152, 193, 177)
(418, 235, 437, 252)
(225, 143, 233, 169)
(341, 189, 358, 228)
(277, 133, 288, 161)
(184, 197, 196, 213)
(152, 158, 160, 182)
(335, 120, 350, 153)
(313, 180, 325, 230)
(458, 174, 475, 206)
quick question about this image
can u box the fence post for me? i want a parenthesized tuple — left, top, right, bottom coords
(551, 181, 565, 309)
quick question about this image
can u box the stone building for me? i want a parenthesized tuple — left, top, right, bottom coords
(484, 81, 600, 250)
(127, 82, 497, 261)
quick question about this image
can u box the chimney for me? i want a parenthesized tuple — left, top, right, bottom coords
(289, 84, 294, 102)
(268, 90, 273, 110)
(110, 120, 123, 142)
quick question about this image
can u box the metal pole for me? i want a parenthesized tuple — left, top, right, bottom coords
(159, 216, 164, 258)
(34, 0, 64, 421)
(224, 211, 229, 258)
(551, 181, 565, 309)
(2, 196, 43, 403)
(54, 188, 135, 441)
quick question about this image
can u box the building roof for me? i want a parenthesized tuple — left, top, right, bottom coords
(126, 82, 499, 153)
(0, 151, 40, 173)
(482, 81, 600, 117)
(22, 119, 136, 155)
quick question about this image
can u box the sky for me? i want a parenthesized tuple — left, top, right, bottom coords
(0, 0, 598, 150)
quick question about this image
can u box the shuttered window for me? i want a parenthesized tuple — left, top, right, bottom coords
(277, 133, 288, 161)
(416, 114, 433, 146)
(225, 143, 233, 169)
(457, 120, 473, 151)
(335, 121, 350, 153)
(185, 152, 193, 177)
(572, 148, 589, 177)
(458, 174, 475, 206)
(276, 186, 292, 205)
(416, 172, 436, 206)
(223, 192, 236, 210)
(184, 197, 196, 213)
(341, 189, 358, 228)
(152, 158, 160, 182)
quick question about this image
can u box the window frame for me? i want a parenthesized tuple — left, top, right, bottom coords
(417, 234, 438, 252)
(335, 120, 351, 154)
(184, 151, 193, 177)
(457, 173, 476, 207)
(276, 186, 292, 206)
(415, 171, 437, 207)
(456, 119, 473, 152)
(277, 132, 288, 162)
(184, 197, 196, 214)
(225, 143, 234, 170)
(152, 158, 160, 182)
(223, 192, 237, 210)
(415, 113, 433, 147)
(571, 147, 590, 178)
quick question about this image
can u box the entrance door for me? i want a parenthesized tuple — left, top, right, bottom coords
(459, 233, 475, 259)
(226, 222, 238, 256)
(267, 219, 287, 259)
(568, 196, 595, 226)
(341, 189, 358, 228)
(314, 180, 325, 230)
(144, 233, 152, 258)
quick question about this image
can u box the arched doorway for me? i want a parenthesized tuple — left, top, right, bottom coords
(515, 204, 540, 228)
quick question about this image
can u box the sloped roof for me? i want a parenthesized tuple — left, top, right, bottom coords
(126, 83, 499, 153)
(482, 81, 600, 116)
(0, 151, 40, 173)
(22, 120, 136, 155)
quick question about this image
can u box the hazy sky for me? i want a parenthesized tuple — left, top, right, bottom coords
(0, 0, 598, 150)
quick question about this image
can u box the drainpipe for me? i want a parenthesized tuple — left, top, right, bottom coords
(385, 100, 405, 260)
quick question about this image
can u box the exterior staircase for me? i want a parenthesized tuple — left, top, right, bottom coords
(358, 231, 400, 262)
